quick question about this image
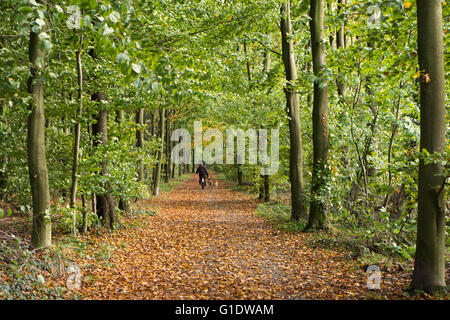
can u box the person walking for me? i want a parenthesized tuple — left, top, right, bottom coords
(196, 162, 209, 190)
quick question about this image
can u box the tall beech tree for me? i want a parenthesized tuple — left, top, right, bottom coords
(410, 0, 447, 295)
(280, 0, 307, 221)
(305, 0, 330, 231)
(91, 92, 116, 229)
(27, 19, 51, 248)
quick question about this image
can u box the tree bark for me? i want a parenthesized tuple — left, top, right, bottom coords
(165, 111, 171, 183)
(136, 108, 145, 183)
(28, 26, 51, 248)
(305, 0, 330, 231)
(336, 0, 347, 96)
(280, 1, 307, 221)
(261, 48, 271, 202)
(410, 0, 447, 295)
(91, 92, 116, 229)
(70, 46, 83, 211)
(153, 107, 165, 196)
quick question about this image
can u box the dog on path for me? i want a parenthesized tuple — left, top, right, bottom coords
(207, 177, 218, 189)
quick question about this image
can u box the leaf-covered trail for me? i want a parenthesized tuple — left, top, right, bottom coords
(74, 175, 405, 299)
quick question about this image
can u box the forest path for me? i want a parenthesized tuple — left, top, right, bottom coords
(74, 174, 396, 299)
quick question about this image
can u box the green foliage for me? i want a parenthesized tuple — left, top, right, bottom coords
(256, 202, 306, 233)
(0, 0, 449, 291)
(0, 236, 71, 300)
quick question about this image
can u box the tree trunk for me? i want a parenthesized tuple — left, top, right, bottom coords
(237, 164, 243, 185)
(136, 108, 145, 183)
(70, 46, 83, 211)
(192, 148, 195, 173)
(280, 1, 307, 221)
(263, 167, 270, 202)
(91, 93, 116, 229)
(116, 108, 129, 214)
(116, 110, 125, 123)
(0, 105, 7, 197)
(151, 109, 158, 187)
(304, 0, 330, 231)
(263, 49, 271, 203)
(165, 112, 171, 183)
(410, 0, 447, 295)
(336, 0, 347, 96)
(28, 27, 51, 248)
(153, 107, 165, 196)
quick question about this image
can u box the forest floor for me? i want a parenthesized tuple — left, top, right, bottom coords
(53, 174, 422, 300)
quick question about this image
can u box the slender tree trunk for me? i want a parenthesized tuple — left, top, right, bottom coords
(153, 107, 165, 196)
(0, 103, 7, 197)
(69, 45, 84, 235)
(280, 1, 307, 221)
(70, 45, 83, 211)
(410, 0, 447, 295)
(28, 26, 51, 248)
(165, 112, 171, 183)
(151, 110, 157, 188)
(384, 82, 404, 207)
(261, 48, 271, 202)
(237, 165, 243, 185)
(116, 108, 130, 214)
(192, 149, 195, 173)
(263, 167, 270, 202)
(91, 93, 116, 229)
(244, 41, 252, 83)
(116, 110, 125, 123)
(336, 0, 347, 96)
(81, 193, 88, 233)
(136, 108, 145, 183)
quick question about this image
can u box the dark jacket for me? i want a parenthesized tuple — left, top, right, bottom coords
(196, 165, 209, 178)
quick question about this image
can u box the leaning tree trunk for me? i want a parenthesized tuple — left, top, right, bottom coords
(153, 107, 165, 196)
(410, 0, 447, 295)
(28, 26, 51, 248)
(305, 0, 330, 231)
(91, 93, 116, 229)
(280, 1, 307, 221)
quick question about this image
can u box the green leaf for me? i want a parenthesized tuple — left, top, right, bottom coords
(132, 63, 141, 74)
(35, 18, 46, 27)
(109, 11, 120, 24)
(0, 208, 4, 219)
(116, 53, 129, 64)
(19, 6, 33, 13)
(103, 26, 114, 36)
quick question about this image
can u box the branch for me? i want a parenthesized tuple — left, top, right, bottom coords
(250, 37, 281, 57)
